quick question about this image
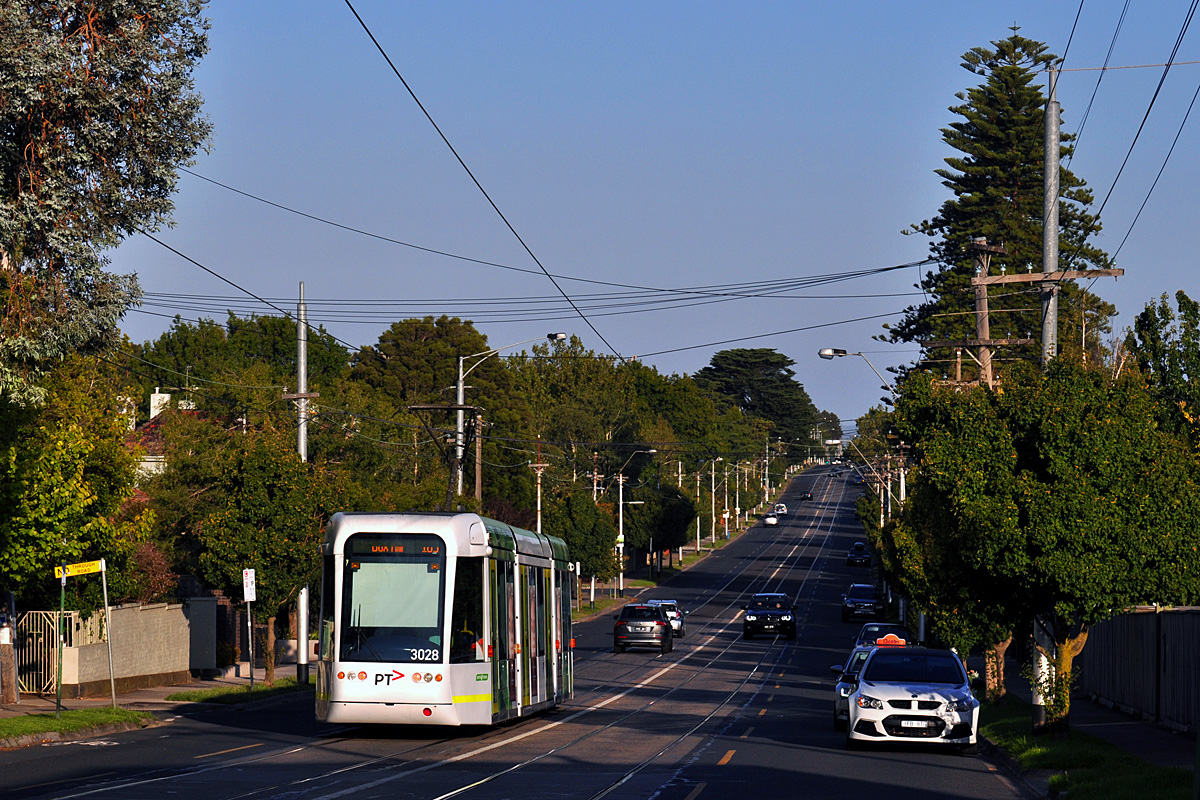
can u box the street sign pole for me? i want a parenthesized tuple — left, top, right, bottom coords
(100, 560, 116, 708)
(243, 569, 256, 689)
(56, 564, 65, 718)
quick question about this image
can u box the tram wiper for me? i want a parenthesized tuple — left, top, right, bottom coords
(345, 626, 385, 661)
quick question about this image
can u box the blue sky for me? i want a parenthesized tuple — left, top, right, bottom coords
(111, 2, 1200, 431)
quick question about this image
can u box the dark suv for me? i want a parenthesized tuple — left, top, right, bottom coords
(613, 604, 673, 654)
(742, 593, 797, 640)
(841, 583, 884, 622)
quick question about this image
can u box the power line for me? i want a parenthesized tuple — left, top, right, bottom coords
(341, 0, 623, 362)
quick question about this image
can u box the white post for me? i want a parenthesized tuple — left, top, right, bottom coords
(456, 356, 466, 495)
(617, 476, 625, 597)
(297, 585, 309, 683)
(247, 601, 254, 689)
(100, 560, 116, 708)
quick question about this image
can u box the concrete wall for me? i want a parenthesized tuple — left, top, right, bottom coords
(60, 603, 191, 697)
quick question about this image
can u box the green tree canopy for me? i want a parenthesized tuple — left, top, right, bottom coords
(889, 32, 1115, 374)
(196, 432, 342, 682)
(693, 348, 819, 453)
(0, 356, 156, 609)
(1124, 290, 1200, 445)
(1, 1, 212, 402)
(890, 361, 1200, 723)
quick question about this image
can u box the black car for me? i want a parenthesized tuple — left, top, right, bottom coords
(841, 583, 884, 622)
(742, 593, 797, 640)
(852, 622, 909, 648)
(801, 491, 814, 501)
(613, 604, 673, 654)
(846, 541, 870, 567)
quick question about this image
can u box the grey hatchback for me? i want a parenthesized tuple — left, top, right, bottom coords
(614, 604, 673, 654)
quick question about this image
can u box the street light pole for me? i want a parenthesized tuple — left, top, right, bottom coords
(817, 348, 895, 396)
(457, 333, 566, 495)
(710, 456, 722, 543)
(613, 448, 655, 597)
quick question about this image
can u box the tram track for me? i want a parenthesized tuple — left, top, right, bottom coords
(51, 472, 855, 800)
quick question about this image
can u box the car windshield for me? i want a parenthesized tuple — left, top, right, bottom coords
(846, 650, 870, 675)
(862, 652, 965, 685)
(848, 586, 879, 601)
(621, 607, 662, 621)
(749, 597, 787, 610)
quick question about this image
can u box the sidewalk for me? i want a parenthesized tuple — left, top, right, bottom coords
(980, 660, 1197, 798)
(0, 666, 276, 720)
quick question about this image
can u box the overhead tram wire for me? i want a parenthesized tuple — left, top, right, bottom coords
(178, 168, 930, 303)
(137, 229, 364, 356)
(341, 0, 623, 362)
(1061, 0, 1200, 271)
(1112, 71, 1200, 259)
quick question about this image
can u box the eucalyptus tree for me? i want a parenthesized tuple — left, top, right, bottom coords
(1, 1, 211, 403)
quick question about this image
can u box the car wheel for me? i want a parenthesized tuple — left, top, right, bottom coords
(614, 644, 625, 654)
(844, 733, 860, 751)
(841, 611, 850, 623)
(959, 741, 979, 756)
(786, 628, 796, 641)
(833, 712, 846, 732)
(743, 628, 753, 640)
(661, 638, 671, 655)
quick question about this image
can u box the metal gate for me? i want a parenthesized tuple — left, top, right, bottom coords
(16, 611, 70, 695)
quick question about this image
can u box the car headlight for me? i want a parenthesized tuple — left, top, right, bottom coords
(947, 697, 977, 713)
(782, 614, 793, 621)
(746, 615, 757, 621)
(855, 695, 883, 710)
(838, 685, 852, 697)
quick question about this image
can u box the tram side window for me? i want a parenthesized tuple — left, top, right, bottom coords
(450, 557, 485, 663)
(319, 555, 335, 660)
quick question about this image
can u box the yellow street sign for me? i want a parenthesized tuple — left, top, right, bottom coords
(54, 559, 105, 578)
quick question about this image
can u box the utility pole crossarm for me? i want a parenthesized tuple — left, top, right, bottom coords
(923, 338, 1035, 348)
(973, 268, 1124, 286)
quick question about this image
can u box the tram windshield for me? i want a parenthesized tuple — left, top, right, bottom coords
(340, 533, 446, 663)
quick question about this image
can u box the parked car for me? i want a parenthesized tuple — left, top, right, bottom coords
(846, 541, 870, 567)
(613, 604, 673, 654)
(763, 512, 779, 527)
(742, 593, 796, 640)
(830, 645, 874, 731)
(845, 646, 979, 754)
(841, 583, 884, 622)
(646, 599, 687, 638)
(853, 622, 909, 648)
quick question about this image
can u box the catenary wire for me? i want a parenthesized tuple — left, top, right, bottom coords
(340, 0, 624, 362)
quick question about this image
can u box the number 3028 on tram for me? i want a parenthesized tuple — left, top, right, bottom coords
(315, 512, 574, 726)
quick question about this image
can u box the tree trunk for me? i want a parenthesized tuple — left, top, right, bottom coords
(985, 635, 1012, 703)
(265, 614, 277, 685)
(1047, 629, 1089, 735)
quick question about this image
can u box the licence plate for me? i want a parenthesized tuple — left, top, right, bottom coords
(901, 720, 928, 728)
(633, 626, 649, 632)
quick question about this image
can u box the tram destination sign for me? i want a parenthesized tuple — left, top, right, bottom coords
(347, 533, 442, 557)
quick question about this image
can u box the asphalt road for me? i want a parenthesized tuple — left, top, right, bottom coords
(0, 467, 1028, 800)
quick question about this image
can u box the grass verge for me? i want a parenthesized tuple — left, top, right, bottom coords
(166, 675, 312, 704)
(980, 695, 1193, 800)
(0, 707, 152, 741)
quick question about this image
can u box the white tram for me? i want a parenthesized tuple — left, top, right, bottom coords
(315, 512, 574, 725)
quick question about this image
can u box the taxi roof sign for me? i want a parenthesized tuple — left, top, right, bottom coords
(876, 633, 907, 647)
(54, 559, 105, 579)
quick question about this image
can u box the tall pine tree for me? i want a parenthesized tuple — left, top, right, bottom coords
(888, 32, 1115, 376)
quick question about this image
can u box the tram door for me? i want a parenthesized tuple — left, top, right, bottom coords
(490, 559, 519, 720)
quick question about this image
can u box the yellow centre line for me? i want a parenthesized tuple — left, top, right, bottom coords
(767, 694, 775, 703)
(684, 783, 708, 800)
(757, 709, 767, 716)
(195, 743, 264, 759)
(718, 749, 736, 766)
(740, 727, 754, 739)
